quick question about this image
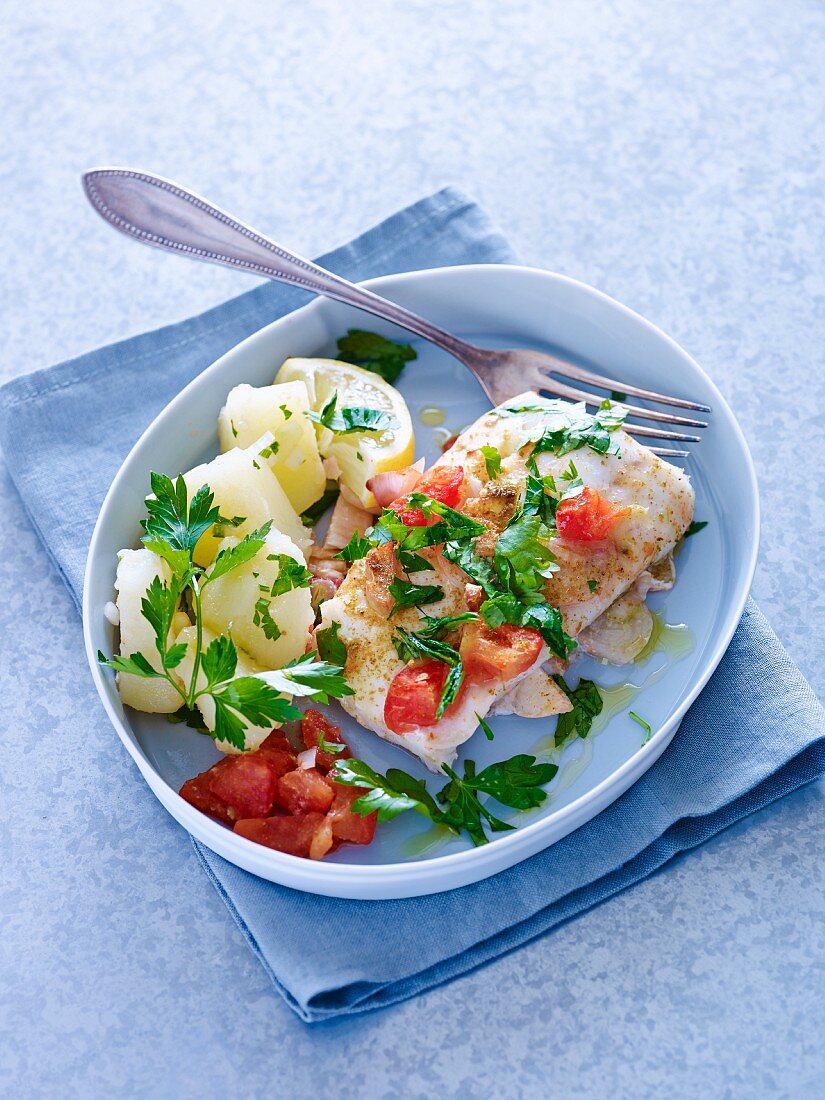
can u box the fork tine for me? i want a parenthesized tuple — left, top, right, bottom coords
(535, 377, 702, 441)
(537, 354, 711, 413)
(651, 447, 690, 458)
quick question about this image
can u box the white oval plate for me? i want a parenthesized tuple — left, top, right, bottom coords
(83, 264, 758, 899)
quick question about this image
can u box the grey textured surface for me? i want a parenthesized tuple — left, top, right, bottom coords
(0, 1, 823, 1097)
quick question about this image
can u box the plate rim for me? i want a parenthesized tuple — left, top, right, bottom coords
(82, 262, 760, 897)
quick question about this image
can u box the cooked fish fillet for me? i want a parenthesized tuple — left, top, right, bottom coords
(320, 394, 694, 771)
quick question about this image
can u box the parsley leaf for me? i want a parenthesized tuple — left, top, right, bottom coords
(206, 522, 272, 583)
(480, 444, 502, 480)
(200, 632, 238, 688)
(683, 520, 708, 539)
(494, 514, 558, 600)
(301, 484, 340, 527)
(336, 329, 417, 385)
(438, 761, 515, 846)
(279, 404, 293, 420)
(441, 540, 499, 595)
(334, 531, 373, 563)
(553, 676, 603, 747)
(252, 596, 281, 640)
(587, 579, 598, 593)
(392, 627, 460, 666)
(308, 391, 398, 434)
(468, 754, 559, 809)
(332, 759, 439, 822)
(211, 676, 302, 750)
(387, 577, 444, 617)
(141, 473, 220, 576)
(97, 649, 163, 679)
(417, 611, 479, 638)
(266, 653, 355, 700)
(477, 713, 495, 740)
(315, 621, 347, 666)
(525, 400, 627, 462)
(266, 554, 313, 598)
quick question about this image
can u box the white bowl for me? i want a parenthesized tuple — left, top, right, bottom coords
(83, 264, 758, 899)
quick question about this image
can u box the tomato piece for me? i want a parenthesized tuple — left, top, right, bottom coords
(275, 769, 335, 815)
(256, 732, 301, 777)
(384, 659, 460, 733)
(555, 487, 631, 542)
(328, 785, 378, 845)
(460, 622, 543, 684)
(234, 813, 333, 859)
(180, 752, 286, 824)
(301, 708, 350, 771)
(179, 773, 232, 825)
(389, 465, 465, 526)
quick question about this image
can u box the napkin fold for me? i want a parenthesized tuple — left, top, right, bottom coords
(2, 187, 822, 1024)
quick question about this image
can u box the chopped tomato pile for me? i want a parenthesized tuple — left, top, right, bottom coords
(555, 486, 630, 541)
(180, 710, 376, 859)
(389, 465, 465, 526)
(383, 623, 543, 734)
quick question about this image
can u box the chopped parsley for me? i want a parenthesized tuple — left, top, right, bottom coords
(334, 531, 373, 563)
(587, 579, 598, 593)
(553, 676, 603, 747)
(387, 577, 444, 617)
(308, 391, 398, 435)
(336, 329, 417, 384)
(629, 710, 652, 744)
(480, 444, 502, 480)
(279, 404, 293, 420)
(683, 520, 708, 539)
(300, 484, 340, 527)
(315, 620, 347, 666)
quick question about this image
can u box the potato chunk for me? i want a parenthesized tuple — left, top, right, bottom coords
(200, 529, 314, 669)
(173, 626, 275, 753)
(182, 446, 310, 567)
(114, 549, 191, 713)
(217, 381, 326, 514)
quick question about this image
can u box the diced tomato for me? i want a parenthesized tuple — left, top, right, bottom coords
(179, 774, 233, 825)
(389, 465, 465, 526)
(275, 769, 335, 815)
(384, 659, 461, 733)
(234, 813, 333, 859)
(555, 486, 631, 542)
(328, 785, 378, 844)
(256, 732, 300, 777)
(180, 751, 287, 824)
(440, 433, 459, 453)
(460, 622, 543, 684)
(301, 708, 350, 771)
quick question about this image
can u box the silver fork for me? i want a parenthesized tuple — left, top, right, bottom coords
(82, 168, 709, 458)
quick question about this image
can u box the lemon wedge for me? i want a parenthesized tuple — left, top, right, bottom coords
(274, 358, 414, 508)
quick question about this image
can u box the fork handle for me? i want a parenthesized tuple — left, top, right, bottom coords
(83, 168, 486, 366)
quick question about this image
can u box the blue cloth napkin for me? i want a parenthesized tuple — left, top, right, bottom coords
(1, 187, 822, 1024)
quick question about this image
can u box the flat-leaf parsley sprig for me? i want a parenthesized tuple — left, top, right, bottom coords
(99, 473, 352, 750)
(332, 753, 559, 846)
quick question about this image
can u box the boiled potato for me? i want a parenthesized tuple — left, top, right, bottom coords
(201, 529, 314, 669)
(114, 549, 191, 713)
(217, 381, 325, 514)
(182, 446, 310, 567)
(173, 625, 275, 753)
